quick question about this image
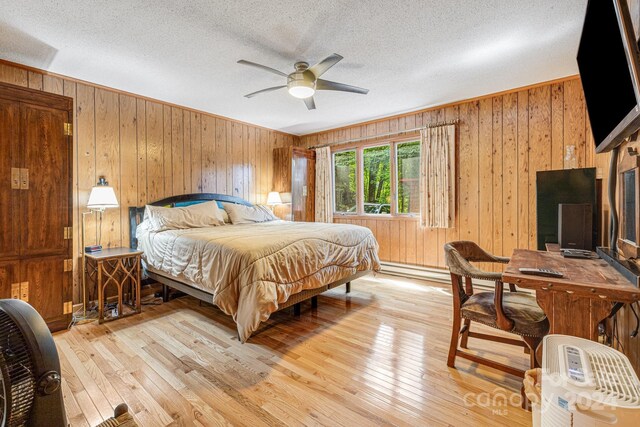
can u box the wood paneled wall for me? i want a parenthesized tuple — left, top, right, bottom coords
(0, 60, 298, 303)
(300, 76, 611, 270)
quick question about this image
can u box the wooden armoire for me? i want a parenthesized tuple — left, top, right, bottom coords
(0, 81, 73, 331)
(273, 146, 316, 221)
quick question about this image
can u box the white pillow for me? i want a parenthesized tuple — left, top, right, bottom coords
(145, 201, 225, 231)
(223, 203, 278, 224)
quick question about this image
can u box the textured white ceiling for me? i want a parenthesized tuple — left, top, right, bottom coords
(0, 0, 587, 135)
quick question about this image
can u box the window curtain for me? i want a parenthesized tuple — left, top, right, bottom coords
(419, 124, 456, 228)
(315, 147, 334, 223)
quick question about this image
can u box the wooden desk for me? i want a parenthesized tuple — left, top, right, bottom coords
(503, 249, 640, 340)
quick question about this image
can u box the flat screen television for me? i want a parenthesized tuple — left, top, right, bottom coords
(536, 168, 597, 251)
(577, 0, 640, 153)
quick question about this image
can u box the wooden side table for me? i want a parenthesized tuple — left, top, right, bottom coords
(84, 248, 143, 323)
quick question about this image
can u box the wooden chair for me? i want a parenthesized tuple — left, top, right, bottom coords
(443, 241, 549, 379)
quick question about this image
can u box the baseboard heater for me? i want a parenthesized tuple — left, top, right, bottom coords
(379, 262, 496, 289)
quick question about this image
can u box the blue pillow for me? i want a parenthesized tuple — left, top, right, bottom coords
(173, 200, 225, 209)
(174, 200, 205, 208)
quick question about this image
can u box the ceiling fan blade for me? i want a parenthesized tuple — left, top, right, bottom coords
(303, 96, 316, 110)
(309, 53, 343, 77)
(244, 85, 286, 98)
(237, 60, 288, 77)
(316, 79, 369, 95)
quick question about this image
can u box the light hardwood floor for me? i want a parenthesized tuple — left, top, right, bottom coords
(54, 274, 533, 426)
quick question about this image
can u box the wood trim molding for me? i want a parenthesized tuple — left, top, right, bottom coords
(0, 58, 297, 138)
(0, 80, 73, 110)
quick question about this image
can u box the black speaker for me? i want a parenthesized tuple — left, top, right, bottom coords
(558, 203, 593, 250)
(536, 168, 597, 250)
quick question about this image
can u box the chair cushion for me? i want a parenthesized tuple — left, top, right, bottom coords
(460, 291, 549, 337)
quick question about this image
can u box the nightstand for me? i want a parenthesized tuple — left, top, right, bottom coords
(84, 248, 143, 323)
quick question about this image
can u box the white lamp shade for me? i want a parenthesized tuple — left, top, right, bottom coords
(267, 191, 282, 205)
(87, 186, 119, 210)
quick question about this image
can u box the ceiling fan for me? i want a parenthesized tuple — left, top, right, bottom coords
(237, 53, 369, 110)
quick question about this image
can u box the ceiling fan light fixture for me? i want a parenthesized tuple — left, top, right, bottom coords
(238, 54, 368, 109)
(287, 80, 315, 99)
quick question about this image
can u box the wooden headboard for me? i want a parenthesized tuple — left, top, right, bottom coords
(128, 193, 253, 248)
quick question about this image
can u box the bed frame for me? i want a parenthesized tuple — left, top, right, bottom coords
(129, 193, 364, 317)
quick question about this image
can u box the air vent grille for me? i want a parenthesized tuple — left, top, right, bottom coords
(541, 396, 573, 426)
(589, 348, 640, 406)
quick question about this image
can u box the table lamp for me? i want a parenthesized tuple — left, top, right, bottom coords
(79, 177, 119, 319)
(267, 191, 282, 210)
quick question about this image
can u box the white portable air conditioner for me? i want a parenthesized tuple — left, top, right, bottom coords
(542, 335, 640, 426)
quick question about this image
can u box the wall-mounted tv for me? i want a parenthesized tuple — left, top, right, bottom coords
(577, 0, 640, 153)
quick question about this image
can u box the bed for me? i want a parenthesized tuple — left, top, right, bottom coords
(129, 193, 380, 341)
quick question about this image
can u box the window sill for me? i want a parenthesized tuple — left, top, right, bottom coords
(333, 214, 419, 221)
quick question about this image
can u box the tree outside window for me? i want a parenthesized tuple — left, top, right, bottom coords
(333, 150, 356, 212)
(363, 145, 391, 215)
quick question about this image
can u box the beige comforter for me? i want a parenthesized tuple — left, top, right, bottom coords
(137, 220, 380, 341)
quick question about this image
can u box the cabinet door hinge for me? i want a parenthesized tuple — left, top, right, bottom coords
(64, 226, 72, 240)
(63, 259, 73, 272)
(64, 122, 73, 136)
(63, 301, 73, 315)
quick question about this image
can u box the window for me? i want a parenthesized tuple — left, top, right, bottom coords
(333, 139, 420, 216)
(396, 141, 420, 214)
(333, 150, 356, 213)
(363, 145, 391, 215)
